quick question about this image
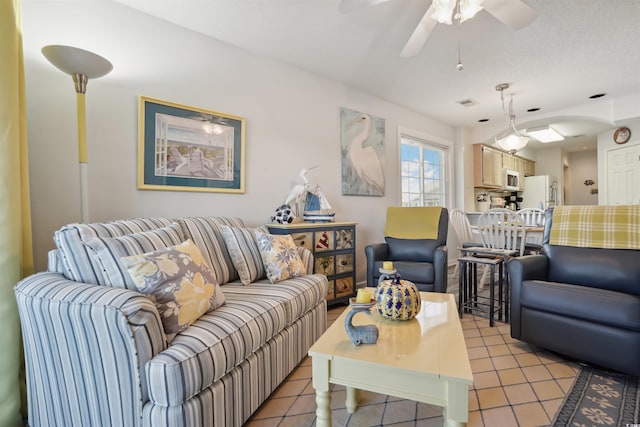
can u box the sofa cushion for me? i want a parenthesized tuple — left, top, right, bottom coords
(53, 218, 175, 284)
(222, 275, 328, 325)
(179, 217, 245, 284)
(254, 232, 307, 283)
(545, 245, 640, 296)
(145, 274, 327, 406)
(520, 280, 640, 332)
(121, 239, 226, 341)
(220, 225, 267, 285)
(83, 222, 185, 289)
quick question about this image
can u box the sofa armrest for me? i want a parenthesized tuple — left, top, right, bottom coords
(508, 255, 549, 338)
(15, 272, 166, 425)
(432, 245, 448, 293)
(365, 243, 389, 287)
(296, 246, 314, 274)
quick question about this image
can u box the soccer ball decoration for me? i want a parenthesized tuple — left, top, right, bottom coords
(271, 204, 296, 224)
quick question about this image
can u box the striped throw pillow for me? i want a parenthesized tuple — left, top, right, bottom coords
(83, 222, 185, 289)
(220, 225, 267, 285)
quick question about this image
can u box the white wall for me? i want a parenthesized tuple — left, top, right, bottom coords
(22, 1, 455, 280)
(565, 150, 598, 205)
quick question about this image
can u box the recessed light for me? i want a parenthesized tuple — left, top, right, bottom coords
(527, 108, 540, 112)
(478, 118, 489, 123)
(589, 93, 606, 99)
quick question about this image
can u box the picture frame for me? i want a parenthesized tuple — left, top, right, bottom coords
(138, 96, 245, 193)
(340, 107, 385, 196)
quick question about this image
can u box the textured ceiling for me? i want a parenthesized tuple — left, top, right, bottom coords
(46, 0, 640, 150)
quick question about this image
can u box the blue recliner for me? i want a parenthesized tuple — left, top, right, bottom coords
(509, 206, 640, 376)
(365, 206, 448, 293)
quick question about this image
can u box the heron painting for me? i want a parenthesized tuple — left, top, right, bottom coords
(340, 107, 385, 196)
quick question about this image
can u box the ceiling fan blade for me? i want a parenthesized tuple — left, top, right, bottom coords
(400, 5, 437, 58)
(338, 0, 393, 14)
(482, 0, 537, 30)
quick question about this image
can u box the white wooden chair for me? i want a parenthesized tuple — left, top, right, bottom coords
(516, 208, 545, 227)
(475, 209, 526, 285)
(450, 209, 476, 277)
(516, 208, 545, 253)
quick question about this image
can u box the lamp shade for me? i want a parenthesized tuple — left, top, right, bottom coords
(496, 133, 529, 154)
(42, 45, 112, 79)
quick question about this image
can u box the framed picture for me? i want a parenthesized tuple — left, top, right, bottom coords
(340, 107, 385, 196)
(138, 96, 245, 193)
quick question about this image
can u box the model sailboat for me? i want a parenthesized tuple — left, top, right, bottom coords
(284, 167, 335, 223)
(303, 184, 335, 222)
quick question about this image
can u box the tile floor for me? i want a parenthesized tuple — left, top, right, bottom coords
(246, 302, 581, 427)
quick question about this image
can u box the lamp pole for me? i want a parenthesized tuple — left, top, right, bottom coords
(42, 45, 112, 223)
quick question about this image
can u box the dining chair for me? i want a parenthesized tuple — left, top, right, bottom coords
(450, 209, 476, 277)
(477, 211, 526, 257)
(516, 208, 545, 227)
(475, 210, 526, 320)
(515, 208, 545, 253)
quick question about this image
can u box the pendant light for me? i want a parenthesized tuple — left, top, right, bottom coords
(494, 83, 529, 154)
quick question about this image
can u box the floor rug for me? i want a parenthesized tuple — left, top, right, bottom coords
(552, 366, 639, 426)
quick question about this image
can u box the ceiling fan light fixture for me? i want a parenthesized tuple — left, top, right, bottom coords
(431, 0, 484, 25)
(526, 125, 565, 143)
(431, 0, 456, 24)
(458, 0, 484, 23)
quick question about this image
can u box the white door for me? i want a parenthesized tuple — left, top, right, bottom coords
(607, 144, 640, 205)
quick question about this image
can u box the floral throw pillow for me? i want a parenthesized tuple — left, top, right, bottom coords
(254, 231, 306, 284)
(120, 239, 225, 341)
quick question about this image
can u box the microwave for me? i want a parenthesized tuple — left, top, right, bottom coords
(503, 169, 520, 191)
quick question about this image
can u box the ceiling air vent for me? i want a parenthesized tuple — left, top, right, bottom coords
(457, 99, 477, 107)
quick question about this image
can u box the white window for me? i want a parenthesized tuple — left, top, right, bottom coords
(400, 136, 448, 207)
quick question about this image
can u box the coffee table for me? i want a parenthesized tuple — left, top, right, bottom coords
(309, 291, 473, 427)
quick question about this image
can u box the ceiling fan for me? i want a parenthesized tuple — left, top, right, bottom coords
(338, 0, 537, 57)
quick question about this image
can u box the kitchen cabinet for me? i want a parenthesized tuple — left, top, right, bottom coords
(523, 159, 536, 176)
(502, 152, 515, 170)
(474, 144, 535, 190)
(474, 145, 503, 188)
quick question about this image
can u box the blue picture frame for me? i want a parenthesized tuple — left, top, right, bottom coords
(138, 96, 245, 193)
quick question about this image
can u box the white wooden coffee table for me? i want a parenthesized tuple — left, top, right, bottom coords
(309, 291, 473, 427)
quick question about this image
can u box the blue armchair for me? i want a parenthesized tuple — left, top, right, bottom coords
(365, 207, 448, 292)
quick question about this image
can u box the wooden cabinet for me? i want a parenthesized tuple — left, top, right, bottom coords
(514, 157, 525, 190)
(523, 159, 536, 176)
(267, 221, 357, 305)
(474, 145, 503, 188)
(502, 152, 515, 170)
(474, 144, 536, 190)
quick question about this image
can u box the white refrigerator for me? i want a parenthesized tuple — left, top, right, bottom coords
(521, 175, 555, 209)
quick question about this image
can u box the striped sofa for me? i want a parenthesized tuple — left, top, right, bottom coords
(15, 217, 328, 427)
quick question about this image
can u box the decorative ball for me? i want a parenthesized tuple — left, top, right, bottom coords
(271, 204, 295, 224)
(374, 276, 421, 321)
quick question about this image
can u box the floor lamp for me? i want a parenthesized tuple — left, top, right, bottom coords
(42, 45, 112, 223)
